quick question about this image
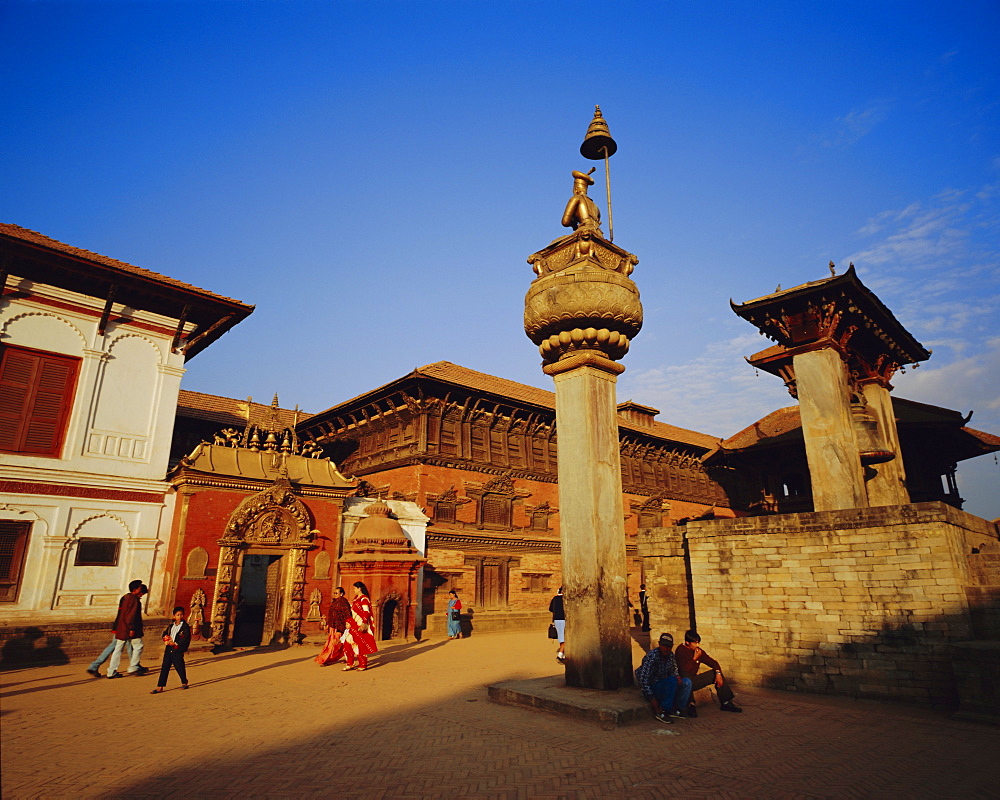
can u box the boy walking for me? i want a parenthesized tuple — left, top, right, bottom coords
(150, 606, 191, 693)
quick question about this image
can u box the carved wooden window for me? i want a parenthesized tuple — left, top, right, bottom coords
(530, 510, 549, 531)
(74, 538, 121, 567)
(439, 415, 459, 455)
(638, 507, 661, 528)
(0, 520, 31, 602)
(530, 437, 546, 468)
(481, 493, 511, 528)
(488, 430, 504, 463)
(522, 573, 550, 592)
(470, 425, 487, 462)
(507, 434, 523, 468)
(0, 345, 79, 457)
(435, 502, 456, 524)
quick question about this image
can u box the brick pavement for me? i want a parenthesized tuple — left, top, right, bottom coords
(2, 630, 999, 799)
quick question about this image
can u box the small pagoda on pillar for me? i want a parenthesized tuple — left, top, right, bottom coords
(731, 263, 931, 511)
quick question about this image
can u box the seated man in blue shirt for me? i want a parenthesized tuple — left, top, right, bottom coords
(635, 633, 693, 723)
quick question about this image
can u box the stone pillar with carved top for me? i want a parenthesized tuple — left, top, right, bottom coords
(792, 346, 868, 511)
(733, 264, 931, 513)
(524, 227, 642, 690)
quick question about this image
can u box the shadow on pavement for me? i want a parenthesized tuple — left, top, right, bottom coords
(188, 657, 307, 688)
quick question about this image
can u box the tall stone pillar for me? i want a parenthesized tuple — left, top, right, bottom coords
(524, 170, 642, 689)
(792, 347, 868, 511)
(861, 382, 910, 506)
(546, 355, 632, 688)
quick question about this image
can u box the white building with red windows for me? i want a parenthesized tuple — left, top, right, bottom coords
(0, 224, 252, 631)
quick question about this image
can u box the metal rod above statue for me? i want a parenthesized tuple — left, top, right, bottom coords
(523, 107, 641, 690)
(579, 105, 618, 242)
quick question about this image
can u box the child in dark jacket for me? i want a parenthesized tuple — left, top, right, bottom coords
(150, 606, 191, 693)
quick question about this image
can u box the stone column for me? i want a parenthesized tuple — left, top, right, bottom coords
(862, 382, 910, 506)
(546, 355, 633, 689)
(792, 347, 867, 511)
(524, 224, 642, 690)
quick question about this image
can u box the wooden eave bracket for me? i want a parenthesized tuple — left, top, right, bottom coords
(171, 304, 191, 353)
(98, 284, 118, 336)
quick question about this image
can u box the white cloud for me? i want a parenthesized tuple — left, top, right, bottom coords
(620, 333, 792, 438)
(820, 102, 891, 148)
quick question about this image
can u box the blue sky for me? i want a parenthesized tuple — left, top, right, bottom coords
(3, 1, 998, 518)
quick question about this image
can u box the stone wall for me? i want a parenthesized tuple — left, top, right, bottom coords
(0, 618, 171, 669)
(638, 502, 999, 706)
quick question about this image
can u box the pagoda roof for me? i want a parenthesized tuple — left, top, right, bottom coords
(308, 361, 721, 451)
(1, 223, 253, 358)
(732, 264, 931, 367)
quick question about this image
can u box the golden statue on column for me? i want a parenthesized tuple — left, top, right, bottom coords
(523, 107, 641, 690)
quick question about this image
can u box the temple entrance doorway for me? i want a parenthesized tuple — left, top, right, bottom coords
(380, 598, 398, 640)
(232, 552, 284, 646)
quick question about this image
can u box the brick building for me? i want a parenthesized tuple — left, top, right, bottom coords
(297, 361, 733, 634)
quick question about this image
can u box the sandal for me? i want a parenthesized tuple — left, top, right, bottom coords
(342, 665, 355, 671)
(150, 688, 164, 694)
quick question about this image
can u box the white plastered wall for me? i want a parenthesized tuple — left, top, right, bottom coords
(0, 277, 190, 620)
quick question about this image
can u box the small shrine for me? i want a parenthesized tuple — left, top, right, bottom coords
(165, 395, 356, 647)
(338, 499, 426, 641)
(731, 263, 931, 511)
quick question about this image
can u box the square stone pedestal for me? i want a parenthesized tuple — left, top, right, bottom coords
(488, 676, 650, 729)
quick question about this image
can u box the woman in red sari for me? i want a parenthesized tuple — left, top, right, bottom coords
(342, 581, 378, 671)
(315, 586, 351, 666)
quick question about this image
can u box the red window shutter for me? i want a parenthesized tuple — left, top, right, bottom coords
(0, 346, 79, 456)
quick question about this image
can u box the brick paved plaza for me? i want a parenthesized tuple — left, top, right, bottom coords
(2, 630, 998, 799)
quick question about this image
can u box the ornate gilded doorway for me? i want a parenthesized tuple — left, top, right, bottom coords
(232, 552, 284, 646)
(208, 479, 316, 647)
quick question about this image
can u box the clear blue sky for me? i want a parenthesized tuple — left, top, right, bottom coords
(3, 1, 998, 518)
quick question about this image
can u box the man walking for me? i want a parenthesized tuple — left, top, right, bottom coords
(107, 580, 148, 678)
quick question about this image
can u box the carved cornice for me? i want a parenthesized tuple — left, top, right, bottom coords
(427, 530, 560, 553)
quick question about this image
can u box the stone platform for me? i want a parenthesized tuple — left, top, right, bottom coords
(488, 675, 650, 729)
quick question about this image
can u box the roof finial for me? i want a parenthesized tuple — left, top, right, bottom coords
(829, 261, 836, 277)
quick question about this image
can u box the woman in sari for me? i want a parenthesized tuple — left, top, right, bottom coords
(342, 581, 378, 671)
(446, 589, 463, 639)
(315, 586, 351, 666)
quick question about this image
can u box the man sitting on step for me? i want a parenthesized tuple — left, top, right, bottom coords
(675, 629, 743, 716)
(635, 633, 692, 724)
